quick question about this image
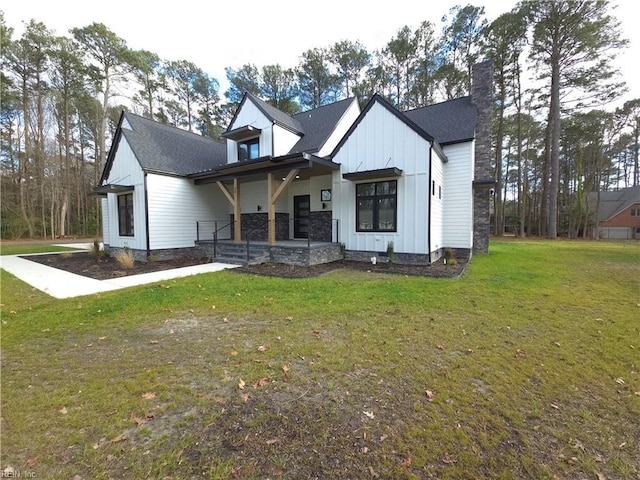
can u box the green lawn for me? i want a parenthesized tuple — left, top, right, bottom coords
(0, 243, 80, 256)
(1, 239, 638, 479)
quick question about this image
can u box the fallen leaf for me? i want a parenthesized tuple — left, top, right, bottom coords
(619, 442, 626, 449)
(553, 341, 561, 347)
(436, 344, 445, 350)
(615, 378, 625, 385)
(109, 433, 127, 444)
(425, 390, 435, 402)
(635, 391, 640, 396)
(550, 403, 560, 410)
(282, 364, 290, 374)
(285, 316, 293, 321)
(252, 377, 269, 388)
(442, 454, 457, 464)
(362, 446, 369, 454)
(211, 305, 216, 310)
(230, 350, 238, 357)
(257, 345, 267, 352)
(379, 435, 388, 442)
(131, 412, 149, 427)
(223, 317, 228, 323)
(596, 473, 606, 480)
(266, 438, 279, 445)
(150, 340, 159, 344)
(142, 392, 156, 400)
(402, 457, 411, 467)
(368, 466, 379, 478)
(98, 336, 106, 341)
(242, 393, 249, 403)
(59, 406, 68, 415)
(516, 348, 526, 357)
(238, 379, 245, 390)
(363, 410, 375, 419)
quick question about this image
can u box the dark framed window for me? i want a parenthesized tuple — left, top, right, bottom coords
(238, 137, 259, 161)
(631, 208, 640, 216)
(118, 193, 134, 236)
(356, 180, 397, 232)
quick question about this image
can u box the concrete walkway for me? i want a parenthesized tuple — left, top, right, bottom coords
(0, 244, 239, 299)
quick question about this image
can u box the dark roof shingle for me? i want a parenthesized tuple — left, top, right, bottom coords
(404, 96, 477, 145)
(121, 112, 227, 176)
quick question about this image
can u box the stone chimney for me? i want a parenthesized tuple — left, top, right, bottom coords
(471, 60, 494, 255)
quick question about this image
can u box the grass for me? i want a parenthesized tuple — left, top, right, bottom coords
(1, 239, 638, 479)
(0, 244, 79, 256)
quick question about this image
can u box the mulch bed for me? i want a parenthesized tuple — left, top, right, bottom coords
(235, 258, 467, 278)
(23, 251, 210, 281)
(23, 251, 467, 280)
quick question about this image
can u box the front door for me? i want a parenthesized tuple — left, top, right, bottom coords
(294, 195, 310, 239)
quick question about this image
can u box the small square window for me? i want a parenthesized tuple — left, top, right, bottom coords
(238, 138, 259, 161)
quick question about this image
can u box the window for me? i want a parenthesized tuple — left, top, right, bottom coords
(356, 180, 397, 232)
(238, 138, 259, 161)
(631, 208, 640, 216)
(118, 193, 134, 236)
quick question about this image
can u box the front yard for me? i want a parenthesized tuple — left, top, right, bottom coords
(1, 239, 638, 479)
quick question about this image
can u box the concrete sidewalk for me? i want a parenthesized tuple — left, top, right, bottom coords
(0, 244, 238, 299)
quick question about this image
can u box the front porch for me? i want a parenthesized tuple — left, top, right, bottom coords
(196, 239, 343, 266)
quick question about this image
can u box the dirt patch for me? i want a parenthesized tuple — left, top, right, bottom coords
(23, 251, 467, 280)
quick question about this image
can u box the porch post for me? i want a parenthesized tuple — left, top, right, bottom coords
(233, 178, 241, 243)
(267, 173, 276, 246)
(216, 179, 242, 244)
(268, 169, 300, 246)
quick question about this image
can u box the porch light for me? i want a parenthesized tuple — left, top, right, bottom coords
(257, 205, 262, 211)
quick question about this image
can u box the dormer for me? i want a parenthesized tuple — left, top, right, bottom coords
(223, 93, 304, 164)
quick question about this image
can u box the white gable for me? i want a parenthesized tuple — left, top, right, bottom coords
(317, 99, 361, 157)
(332, 100, 434, 255)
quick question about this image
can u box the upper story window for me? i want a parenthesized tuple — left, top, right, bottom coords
(238, 138, 259, 161)
(631, 208, 640, 216)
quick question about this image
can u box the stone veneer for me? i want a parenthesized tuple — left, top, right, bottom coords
(231, 213, 289, 241)
(309, 211, 333, 242)
(471, 60, 494, 255)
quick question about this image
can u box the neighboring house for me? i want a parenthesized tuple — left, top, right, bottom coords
(95, 61, 494, 265)
(586, 186, 640, 239)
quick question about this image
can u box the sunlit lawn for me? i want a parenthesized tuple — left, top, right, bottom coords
(1, 238, 638, 479)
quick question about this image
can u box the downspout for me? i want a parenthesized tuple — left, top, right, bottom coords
(427, 145, 432, 265)
(144, 172, 151, 258)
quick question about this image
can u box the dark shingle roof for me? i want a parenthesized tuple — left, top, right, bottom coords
(289, 97, 358, 154)
(404, 96, 477, 145)
(241, 93, 304, 135)
(586, 186, 640, 221)
(120, 112, 227, 176)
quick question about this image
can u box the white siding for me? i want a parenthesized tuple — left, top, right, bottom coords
(430, 148, 445, 253)
(317, 100, 361, 157)
(147, 174, 229, 250)
(332, 101, 431, 254)
(442, 141, 474, 249)
(101, 197, 109, 244)
(104, 137, 146, 250)
(273, 124, 301, 156)
(227, 101, 273, 163)
(238, 179, 287, 213)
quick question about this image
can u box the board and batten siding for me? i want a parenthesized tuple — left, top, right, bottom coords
(104, 137, 147, 251)
(442, 141, 474, 249)
(332, 101, 431, 254)
(430, 147, 445, 254)
(101, 198, 110, 244)
(146, 174, 229, 250)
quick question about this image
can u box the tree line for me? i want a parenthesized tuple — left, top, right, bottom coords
(1, 1, 638, 240)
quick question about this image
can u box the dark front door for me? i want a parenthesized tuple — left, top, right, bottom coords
(294, 195, 310, 239)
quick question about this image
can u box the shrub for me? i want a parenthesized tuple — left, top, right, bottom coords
(115, 247, 135, 270)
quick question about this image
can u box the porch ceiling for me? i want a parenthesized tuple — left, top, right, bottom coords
(191, 152, 340, 185)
